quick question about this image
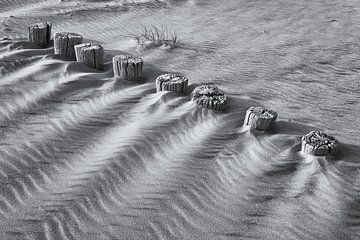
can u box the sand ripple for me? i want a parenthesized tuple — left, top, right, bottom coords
(0, 0, 360, 239)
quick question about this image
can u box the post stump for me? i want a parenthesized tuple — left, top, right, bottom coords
(190, 85, 227, 111)
(113, 55, 143, 81)
(155, 73, 188, 93)
(244, 107, 277, 131)
(301, 131, 337, 156)
(54, 32, 83, 60)
(74, 43, 104, 70)
(28, 22, 52, 47)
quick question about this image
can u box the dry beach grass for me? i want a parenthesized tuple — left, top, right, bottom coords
(125, 24, 179, 48)
(0, 0, 359, 239)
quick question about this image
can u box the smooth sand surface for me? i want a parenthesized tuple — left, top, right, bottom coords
(0, 0, 359, 239)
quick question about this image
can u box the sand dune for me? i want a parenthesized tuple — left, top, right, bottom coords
(0, 0, 359, 239)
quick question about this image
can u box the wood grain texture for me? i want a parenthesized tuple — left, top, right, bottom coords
(113, 55, 143, 81)
(54, 32, 83, 60)
(155, 73, 188, 93)
(28, 22, 52, 47)
(301, 131, 337, 156)
(74, 43, 104, 70)
(244, 107, 277, 131)
(190, 85, 227, 111)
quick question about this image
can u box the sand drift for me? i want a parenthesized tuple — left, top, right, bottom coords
(0, 0, 360, 240)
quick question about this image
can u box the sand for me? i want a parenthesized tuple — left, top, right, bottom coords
(0, 0, 359, 239)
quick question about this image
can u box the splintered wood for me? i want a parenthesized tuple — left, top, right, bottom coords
(74, 43, 104, 70)
(113, 55, 143, 81)
(191, 85, 227, 111)
(155, 73, 188, 93)
(244, 107, 277, 131)
(301, 131, 337, 156)
(28, 22, 52, 47)
(54, 32, 83, 60)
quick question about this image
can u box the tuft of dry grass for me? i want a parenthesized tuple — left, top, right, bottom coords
(126, 24, 179, 48)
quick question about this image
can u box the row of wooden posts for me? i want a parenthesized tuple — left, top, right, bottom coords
(28, 22, 338, 158)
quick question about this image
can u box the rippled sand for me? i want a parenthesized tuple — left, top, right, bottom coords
(0, 0, 359, 239)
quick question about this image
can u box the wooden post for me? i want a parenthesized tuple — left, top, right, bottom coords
(155, 73, 188, 93)
(113, 55, 143, 81)
(301, 131, 337, 156)
(190, 85, 227, 111)
(28, 22, 52, 47)
(244, 107, 277, 131)
(74, 43, 104, 70)
(54, 32, 83, 60)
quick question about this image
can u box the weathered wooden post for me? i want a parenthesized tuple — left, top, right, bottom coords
(244, 107, 277, 131)
(74, 43, 104, 70)
(190, 85, 227, 111)
(301, 131, 337, 156)
(113, 55, 143, 81)
(54, 32, 83, 60)
(28, 22, 52, 47)
(155, 73, 188, 93)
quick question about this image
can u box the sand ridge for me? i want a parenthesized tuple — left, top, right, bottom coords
(0, 0, 359, 239)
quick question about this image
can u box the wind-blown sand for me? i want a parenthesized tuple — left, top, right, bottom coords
(0, 0, 359, 239)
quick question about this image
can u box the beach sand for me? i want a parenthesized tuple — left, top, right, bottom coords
(0, 0, 359, 239)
